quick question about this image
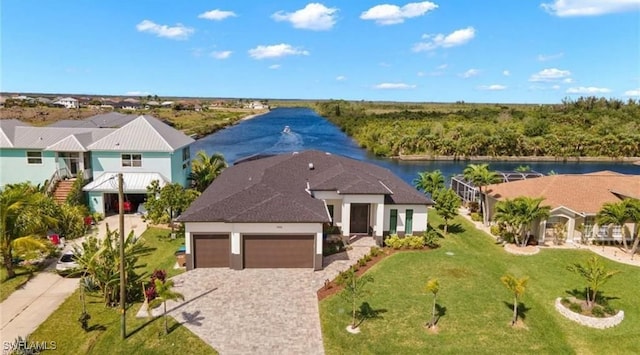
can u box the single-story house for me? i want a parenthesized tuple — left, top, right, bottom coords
(178, 150, 433, 270)
(484, 171, 640, 245)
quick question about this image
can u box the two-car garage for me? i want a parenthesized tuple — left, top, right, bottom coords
(192, 233, 316, 269)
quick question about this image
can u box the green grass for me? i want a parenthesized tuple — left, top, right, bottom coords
(320, 213, 640, 355)
(28, 228, 216, 354)
(0, 264, 41, 302)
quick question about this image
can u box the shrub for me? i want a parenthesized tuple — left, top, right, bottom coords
(603, 304, 617, 315)
(358, 258, 367, 267)
(369, 246, 381, 257)
(423, 230, 440, 248)
(569, 302, 582, 314)
(470, 212, 482, 222)
(490, 225, 501, 236)
(406, 236, 425, 249)
(591, 306, 606, 318)
(384, 235, 403, 249)
(364, 254, 372, 262)
(92, 212, 104, 222)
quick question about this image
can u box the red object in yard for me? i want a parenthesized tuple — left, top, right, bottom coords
(84, 216, 94, 226)
(50, 234, 60, 245)
(123, 201, 132, 213)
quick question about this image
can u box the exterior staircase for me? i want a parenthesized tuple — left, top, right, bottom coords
(52, 179, 76, 204)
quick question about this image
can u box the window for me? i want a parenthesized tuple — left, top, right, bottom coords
(612, 224, 622, 236)
(405, 209, 414, 235)
(389, 209, 398, 234)
(121, 154, 142, 167)
(27, 151, 42, 164)
(182, 146, 190, 161)
(583, 217, 594, 236)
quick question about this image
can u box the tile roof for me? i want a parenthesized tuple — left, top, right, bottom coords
(179, 150, 433, 223)
(87, 115, 193, 152)
(485, 172, 640, 215)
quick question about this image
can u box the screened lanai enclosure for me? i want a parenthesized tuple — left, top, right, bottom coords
(450, 170, 544, 204)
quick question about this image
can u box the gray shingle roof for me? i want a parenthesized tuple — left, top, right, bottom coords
(87, 115, 194, 152)
(178, 150, 433, 223)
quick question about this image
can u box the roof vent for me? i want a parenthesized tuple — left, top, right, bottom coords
(308, 163, 314, 170)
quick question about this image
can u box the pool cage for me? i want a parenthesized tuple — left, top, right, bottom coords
(450, 170, 545, 204)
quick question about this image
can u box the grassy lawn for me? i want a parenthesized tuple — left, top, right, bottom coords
(0, 264, 43, 302)
(320, 213, 640, 355)
(29, 228, 216, 354)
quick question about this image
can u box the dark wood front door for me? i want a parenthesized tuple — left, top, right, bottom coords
(193, 234, 230, 268)
(243, 235, 314, 268)
(350, 203, 370, 234)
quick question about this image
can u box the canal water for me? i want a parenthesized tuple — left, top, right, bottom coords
(192, 108, 639, 185)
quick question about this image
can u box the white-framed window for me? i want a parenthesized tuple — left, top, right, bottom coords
(612, 224, 622, 236)
(27, 151, 42, 164)
(121, 153, 142, 167)
(583, 217, 594, 236)
(182, 146, 190, 161)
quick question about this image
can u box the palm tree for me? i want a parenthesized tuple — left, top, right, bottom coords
(425, 278, 440, 328)
(567, 256, 620, 308)
(493, 197, 550, 247)
(597, 200, 632, 251)
(463, 164, 500, 226)
(188, 151, 227, 192)
(1, 183, 58, 278)
(149, 278, 185, 335)
(413, 170, 445, 198)
(500, 274, 528, 326)
(625, 199, 640, 259)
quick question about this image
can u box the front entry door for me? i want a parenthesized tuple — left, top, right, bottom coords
(350, 203, 369, 234)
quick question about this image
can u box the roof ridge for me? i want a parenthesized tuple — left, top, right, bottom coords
(139, 115, 173, 151)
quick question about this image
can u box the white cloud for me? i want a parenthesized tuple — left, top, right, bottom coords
(136, 20, 194, 40)
(413, 27, 476, 52)
(503, 70, 511, 76)
(272, 3, 338, 30)
(125, 91, 151, 96)
(437, 64, 448, 70)
(374, 82, 417, 89)
(562, 77, 574, 83)
(248, 44, 310, 59)
(269, 64, 281, 69)
(417, 71, 425, 77)
(541, 0, 640, 17)
(566, 86, 612, 94)
(336, 75, 346, 81)
(198, 9, 237, 21)
(537, 52, 564, 61)
(460, 69, 480, 78)
(479, 84, 507, 91)
(529, 68, 572, 82)
(211, 51, 232, 59)
(551, 85, 561, 90)
(624, 88, 640, 96)
(360, 1, 438, 25)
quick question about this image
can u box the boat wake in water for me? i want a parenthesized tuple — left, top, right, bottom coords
(266, 127, 304, 154)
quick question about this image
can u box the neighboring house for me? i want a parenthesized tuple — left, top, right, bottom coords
(178, 150, 433, 271)
(247, 100, 268, 110)
(483, 171, 640, 245)
(145, 101, 160, 109)
(53, 97, 79, 109)
(0, 115, 194, 215)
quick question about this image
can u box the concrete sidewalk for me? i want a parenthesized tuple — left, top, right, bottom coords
(0, 214, 147, 345)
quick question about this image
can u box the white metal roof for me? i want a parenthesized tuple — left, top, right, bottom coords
(83, 172, 168, 193)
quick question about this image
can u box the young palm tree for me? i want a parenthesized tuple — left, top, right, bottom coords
(425, 278, 440, 328)
(149, 278, 185, 335)
(500, 274, 528, 326)
(493, 197, 550, 247)
(567, 256, 620, 308)
(413, 170, 445, 197)
(597, 200, 633, 252)
(463, 164, 500, 226)
(1, 183, 58, 278)
(188, 151, 227, 192)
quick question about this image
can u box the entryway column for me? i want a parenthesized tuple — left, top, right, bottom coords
(538, 219, 547, 244)
(314, 232, 323, 271)
(230, 232, 242, 270)
(374, 203, 384, 237)
(342, 202, 351, 236)
(567, 218, 576, 243)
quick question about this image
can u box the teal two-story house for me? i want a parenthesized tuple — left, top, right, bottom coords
(0, 114, 194, 214)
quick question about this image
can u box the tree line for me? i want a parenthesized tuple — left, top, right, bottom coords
(315, 97, 640, 158)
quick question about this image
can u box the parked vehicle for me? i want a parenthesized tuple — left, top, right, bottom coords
(56, 251, 79, 274)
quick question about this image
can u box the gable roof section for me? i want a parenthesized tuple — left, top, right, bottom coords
(486, 172, 640, 215)
(0, 119, 31, 148)
(87, 115, 194, 152)
(45, 134, 87, 152)
(10, 126, 106, 149)
(179, 150, 432, 223)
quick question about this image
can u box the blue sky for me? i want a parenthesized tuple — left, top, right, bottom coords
(2, 0, 639, 103)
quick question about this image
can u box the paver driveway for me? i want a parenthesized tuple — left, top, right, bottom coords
(166, 268, 324, 355)
(154, 237, 375, 355)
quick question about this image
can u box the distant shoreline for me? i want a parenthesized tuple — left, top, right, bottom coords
(395, 154, 640, 163)
(238, 110, 270, 122)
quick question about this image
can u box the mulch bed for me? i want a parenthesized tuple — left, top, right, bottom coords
(317, 247, 434, 301)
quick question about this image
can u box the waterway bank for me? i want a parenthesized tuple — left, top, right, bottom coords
(396, 154, 640, 163)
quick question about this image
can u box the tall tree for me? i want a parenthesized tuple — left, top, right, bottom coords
(500, 274, 528, 326)
(433, 188, 461, 235)
(145, 181, 200, 228)
(1, 183, 58, 278)
(148, 278, 185, 335)
(463, 164, 500, 226)
(413, 170, 445, 197)
(493, 197, 550, 247)
(596, 199, 635, 252)
(567, 256, 620, 308)
(189, 151, 227, 193)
